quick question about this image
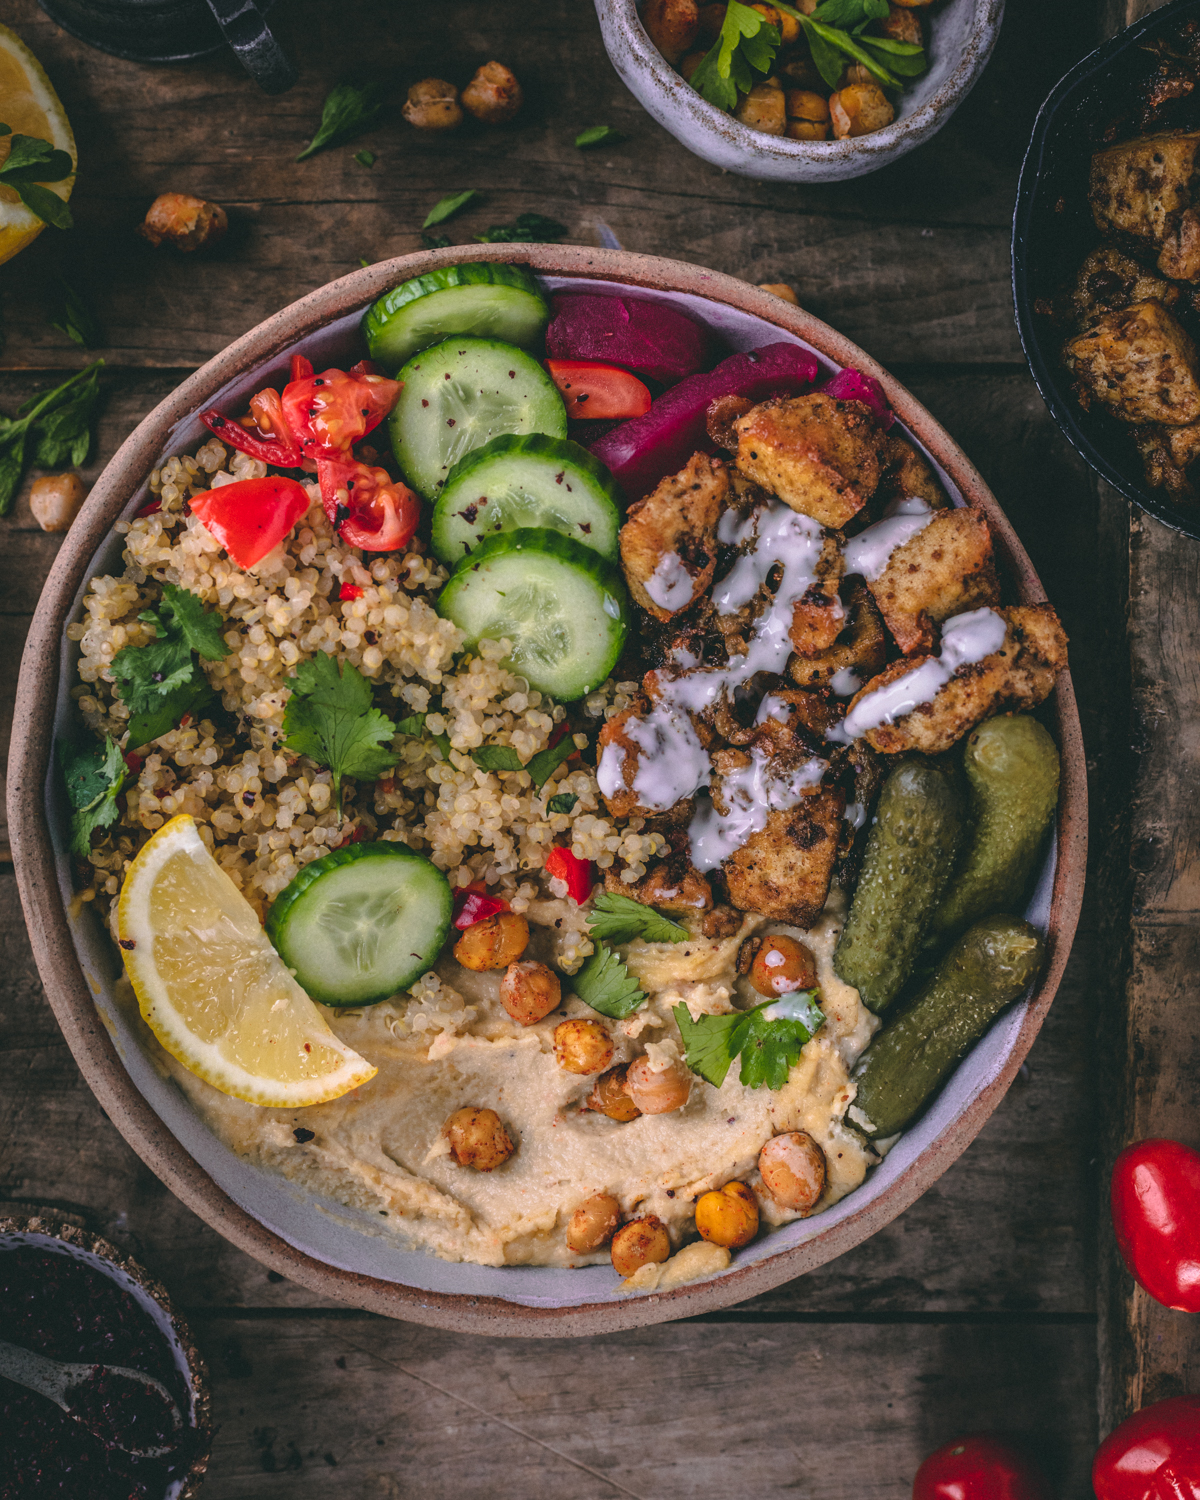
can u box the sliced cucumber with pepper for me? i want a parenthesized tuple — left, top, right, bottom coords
(362, 262, 550, 371)
(432, 434, 623, 566)
(389, 338, 567, 499)
(437, 528, 628, 701)
(266, 843, 452, 1007)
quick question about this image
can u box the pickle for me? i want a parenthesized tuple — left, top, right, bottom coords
(833, 756, 965, 1014)
(924, 715, 1060, 952)
(849, 915, 1046, 1140)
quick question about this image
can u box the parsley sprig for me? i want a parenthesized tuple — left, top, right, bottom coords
(0, 124, 73, 230)
(282, 653, 399, 817)
(777, 0, 926, 91)
(691, 1, 780, 112)
(58, 733, 127, 858)
(573, 944, 647, 1019)
(673, 992, 825, 1091)
(0, 360, 103, 517)
(587, 892, 688, 945)
(476, 212, 567, 245)
(111, 582, 230, 749)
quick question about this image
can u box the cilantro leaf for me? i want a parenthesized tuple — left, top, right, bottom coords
(547, 792, 577, 815)
(58, 734, 127, 858)
(476, 212, 567, 245)
(471, 745, 524, 774)
(575, 125, 626, 149)
(673, 993, 825, 1091)
(673, 1004, 751, 1088)
(526, 733, 577, 789)
(296, 83, 386, 162)
(691, 0, 779, 112)
(737, 999, 824, 1089)
(0, 361, 103, 515)
(282, 652, 398, 815)
(111, 629, 195, 712)
(111, 584, 228, 746)
(424, 190, 479, 229)
(49, 277, 102, 350)
(586, 892, 688, 945)
(160, 582, 229, 660)
(573, 944, 647, 1019)
(395, 711, 427, 736)
(126, 678, 216, 751)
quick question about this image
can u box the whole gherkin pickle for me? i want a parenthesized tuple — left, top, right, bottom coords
(923, 714, 1060, 953)
(849, 914, 1046, 1141)
(833, 756, 965, 1014)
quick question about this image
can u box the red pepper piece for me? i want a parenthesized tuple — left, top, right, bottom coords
(136, 498, 162, 518)
(339, 582, 364, 601)
(123, 751, 144, 776)
(290, 353, 314, 382)
(334, 825, 372, 850)
(1093, 1396, 1200, 1500)
(546, 359, 653, 420)
(189, 474, 311, 570)
(318, 457, 420, 553)
(544, 846, 592, 904)
(1111, 1138, 1200, 1311)
(914, 1433, 1051, 1500)
(453, 881, 511, 930)
(199, 405, 302, 469)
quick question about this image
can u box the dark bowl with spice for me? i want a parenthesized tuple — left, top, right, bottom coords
(0, 1211, 212, 1499)
(1012, 0, 1200, 540)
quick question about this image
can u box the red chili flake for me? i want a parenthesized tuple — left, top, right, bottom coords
(339, 583, 364, 601)
(335, 825, 371, 849)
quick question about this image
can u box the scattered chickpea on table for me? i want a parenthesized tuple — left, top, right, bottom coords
(404, 62, 523, 131)
(139, 192, 227, 252)
(29, 473, 87, 533)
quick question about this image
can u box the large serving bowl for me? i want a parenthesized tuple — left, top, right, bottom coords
(594, 0, 1004, 183)
(7, 245, 1086, 1337)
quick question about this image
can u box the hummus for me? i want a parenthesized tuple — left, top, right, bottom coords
(170, 899, 879, 1270)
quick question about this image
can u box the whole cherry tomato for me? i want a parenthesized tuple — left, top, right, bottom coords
(317, 457, 420, 553)
(1093, 1396, 1200, 1500)
(545, 359, 653, 419)
(189, 475, 311, 569)
(1111, 1139, 1200, 1312)
(913, 1433, 1051, 1500)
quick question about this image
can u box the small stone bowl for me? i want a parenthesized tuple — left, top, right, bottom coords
(594, 0, 1004, 182)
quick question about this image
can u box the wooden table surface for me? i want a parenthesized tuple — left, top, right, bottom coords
(2, 0, 1197, 1493)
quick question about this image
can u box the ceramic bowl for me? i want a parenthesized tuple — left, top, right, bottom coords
(1012, 0, 1200, 540)
(7, 245, 1086, 1337)
(594, 0, 1004, 182)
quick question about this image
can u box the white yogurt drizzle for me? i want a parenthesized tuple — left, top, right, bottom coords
(644, 551, 695, 613)
(843, 801, 867, 830)
(827, 606, 1008, 745)
(840, 497, 934, 581)
(690, 748, 827, 872)
(761, 992, 821, 1023)
(830, 666, 862, 698)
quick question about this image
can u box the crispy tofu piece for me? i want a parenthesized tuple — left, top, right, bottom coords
(790, 581, 846, 656)
(1072, 244, 1183, 329)
(596, 700, 710, 819)
(789, 579, 888, 690)
(714, 772, 845, 925)
(1134, 419, 1200, 502)
(734, 392, 884, 527)
(875, 433, 949, 510)
(1063, 300, 1200, 426)
(867, 507, 1000, 656)
(854, 604, 1069, 756)
(620, 452, 728, 622)
(1089, 131, 1200, 277)
(604, 854, 712, 912)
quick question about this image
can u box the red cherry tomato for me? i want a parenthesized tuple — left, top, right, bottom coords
(317, 457, 420, 553)
(1111, 1139, 1200, 1312)
(290, 353, 314, 382)
(453, 882, 511, 930)
(1093, 1396, 1200, 1500)
(545, 359, 653, 419)
(913, 1433, 1051, 1500)
(544, 846, 592, 904)
(281, 367, 402, 462)
(189, 475, 311, 570)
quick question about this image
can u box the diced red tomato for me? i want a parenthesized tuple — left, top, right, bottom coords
(339, 582, 364, 601)
(317, 457, 420, 553)
(545, 360, 653, 420)
(290, 353, 314, 382)
(544, 846, 593, 904)
(453, 881, 511, 930)
(281, 367, 402, 462)
(350, 359, 383, 378)
(189, 475, 312, 570)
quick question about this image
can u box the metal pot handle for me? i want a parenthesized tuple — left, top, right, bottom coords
(202, 0, 297, 94)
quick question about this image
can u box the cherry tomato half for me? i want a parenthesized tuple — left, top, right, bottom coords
(1111, 1138, 1200, 1312)
(317, 457, 420, 553)
(544, 846, 593, 904)
(189, 475, 311, 570)
(1093, 1396, 1200, 1500)
(281, 367, 402, 462)
(913, 1433, 1051, 1500)
(545, 359, 653, 420)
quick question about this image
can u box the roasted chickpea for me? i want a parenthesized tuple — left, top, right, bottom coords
(403, 78, 463, 131)
(829, 83, 895, 139)
(749, 934, 818, 997)
(750, 2, 798, 42)
(500, 960, 561, 1026)
(587, 1065, 642, 1122)
(680, 51, 706, 83)
(625, 1055, 691, 1115)
(566, 1193, 622, 1253)
(29, 473, 86, 533)
(454, 911, 529, 971)
(734, 78, 787, 136)
(461, 61, 523, 124)
(890, 0, 932, 8)
(785, 89, 830, 124)
(139, 192, 227, 252)
(554, 1018, 614, 1075)
(610, 1215, 671, 1277)
(758, 283, 799, 305)
(758, 1130, 826, 1211)
(443, 1107, 515, 1171)
(786, 120, 831, 141)
(696, 2, 727, 43)
(780, 54, 824, 88)
(695, 1179, 760, 1248)
(838, 63, 874, 88)
(643, 0, 699, 64)
(879, 3, 923, 44)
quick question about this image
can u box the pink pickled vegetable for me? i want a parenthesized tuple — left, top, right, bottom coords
(590, 342, 821, 501)
(821, 367, 894, 430)
(546, 293, 712, 387)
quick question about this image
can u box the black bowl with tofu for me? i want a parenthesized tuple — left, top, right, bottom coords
(1012, 0, 1200, 541)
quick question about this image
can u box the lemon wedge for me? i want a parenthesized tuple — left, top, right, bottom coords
(0, 24, 76, 266)
(117, 814, 377, 1107)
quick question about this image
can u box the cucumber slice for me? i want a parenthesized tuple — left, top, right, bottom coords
(265, 843, 452, 1007)
(363, 263, 550, 371)
(389, 338, 567, 499)
(438, 529, 629, 701)
(432, 434, 624, 566)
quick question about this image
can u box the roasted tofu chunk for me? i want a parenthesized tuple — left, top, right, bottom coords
(713, 774, 846, 925)
(1063, 300, 1200, 426)
(620, 452, 728, 622)
(1089, 131, 1200, 278)
(596, 701, 709, 819)
(1134, 418, 1200, 502)
(851, 604, 1069, 756)
(790, 581, 846, 657)
(789, 579, 888, 691)
(734, 393, 885, 528)
(873, 433, 949, 512)
(604, 853, 713, 912)
(866, 506, 1000, 655)
(1071, 244, 1183, 329)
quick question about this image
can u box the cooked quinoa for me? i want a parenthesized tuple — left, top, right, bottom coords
(69, 436, 666, 985)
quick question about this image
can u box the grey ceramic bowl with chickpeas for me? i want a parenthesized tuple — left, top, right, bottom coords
(595, 0, 1004, 181)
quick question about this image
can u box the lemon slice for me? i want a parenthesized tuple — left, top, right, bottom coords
(0, 24, 76, 266)
(117, 814, 377, 1107)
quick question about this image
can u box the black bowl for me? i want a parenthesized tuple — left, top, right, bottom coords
(1012, 0, 1200, 541)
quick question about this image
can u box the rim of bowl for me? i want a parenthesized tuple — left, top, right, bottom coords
(0, 1209, 213, 1496)
(597, 0, 1005, 170)
(7, 244, 1087, 1337)
(1012, 0, 1200, 541)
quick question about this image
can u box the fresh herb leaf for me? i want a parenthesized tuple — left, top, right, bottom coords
(476, 212, 567, 245)
(0, 361, 104, 516)
(691, 0, 779, 112)
(112, 585, 228, 747)
(296, 82, 385, 162)
(112, 629, 195, 710)
(432, 731, 453, 759)
(572, 943, 647, 1019)
(856, 35, 927, 74)
(395, 711, 427, 737)
(12, 181, 73, 229)
(547, 792, 577, 815)
(0, 133, 73, 182)
(0, 125, 10, 135)
(799, 14, 902, 88)
(795, 14, 847, 88)
(471, 744, 524, 774)
(282, 652, 398, 815)
(810, 0, 889, 30)
(159, 582, 229, 660)
(355, 150, 376, 168)
(424, 190, 479, 228)
(575, 125, 626, 149)
(50, 277, 102, 349)
(421, 233, 452, 250)
(525, 733, 577, 789)
(126, 678, 216, 751)
(58, 734, 127, 858)
(673, 993, 825, 1091)
(586, 892, 688, 945)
